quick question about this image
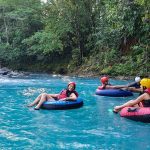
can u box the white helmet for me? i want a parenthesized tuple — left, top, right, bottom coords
(135, 76, 141, 82)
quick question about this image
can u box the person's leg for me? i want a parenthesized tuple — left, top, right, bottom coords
(113, 100, 135, 113)
(27, 94, 43, 107)
(34, 93, 53, 109)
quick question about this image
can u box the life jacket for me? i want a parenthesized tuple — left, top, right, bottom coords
(57, 89, 78, 99)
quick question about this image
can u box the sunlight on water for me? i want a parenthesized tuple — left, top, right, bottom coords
(22, 88, 46, 96)
(0, 74, 150, 149)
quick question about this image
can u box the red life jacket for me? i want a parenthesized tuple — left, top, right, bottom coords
(57, 89, 78, 99)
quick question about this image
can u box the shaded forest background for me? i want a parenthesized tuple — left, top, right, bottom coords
(0, 0, 149, 76)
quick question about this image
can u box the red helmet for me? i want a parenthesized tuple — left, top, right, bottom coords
(68, 82, 76, 89)
(100, 76, 109, 84)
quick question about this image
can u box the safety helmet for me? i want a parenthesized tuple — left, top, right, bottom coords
(100, 76, 109, 84)
(135, 76, 141, 82)
(140, 78, 150, 88)
(68, 82, 76, 89)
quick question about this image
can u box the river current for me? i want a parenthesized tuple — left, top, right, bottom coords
(0, 74, 149, 150)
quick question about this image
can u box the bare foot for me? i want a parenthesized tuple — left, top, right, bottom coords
(27, 104, 34, 107)
(34, 107, 40, 110)
(113, 109, 119, 113)
(113, 106, 122, 113)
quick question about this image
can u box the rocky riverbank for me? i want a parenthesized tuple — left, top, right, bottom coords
(0, 67, 148, 80)
(0, 67, 29, 77)
(68, 68, 138, 80)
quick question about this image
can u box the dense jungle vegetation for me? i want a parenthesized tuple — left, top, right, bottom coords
(0, 0, 149, 76)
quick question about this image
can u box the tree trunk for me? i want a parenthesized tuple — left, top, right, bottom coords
(2, 6, 9, 44)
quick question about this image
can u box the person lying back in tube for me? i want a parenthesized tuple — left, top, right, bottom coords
(98, 76, 128, 90)
(127, 77, 149, 94)
(27, 82, 78, 110)
(98, 76, 147, 94)
(127, 76, 141, 88)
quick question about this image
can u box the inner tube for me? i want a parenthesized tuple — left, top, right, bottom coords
(41, 97, 83, 110)
(120, 107, 150, 123)
(95, 89, 133, 97)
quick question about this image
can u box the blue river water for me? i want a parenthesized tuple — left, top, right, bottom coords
(0, 74, 149, 150)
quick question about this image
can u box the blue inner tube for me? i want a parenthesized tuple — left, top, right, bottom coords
(41, 97, 83, 110)
(95, 89, 133, 97)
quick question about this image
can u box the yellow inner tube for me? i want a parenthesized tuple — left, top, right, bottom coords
(140, 78, 150, 88)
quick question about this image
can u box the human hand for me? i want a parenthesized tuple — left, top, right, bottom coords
(59, 98, 67, 101)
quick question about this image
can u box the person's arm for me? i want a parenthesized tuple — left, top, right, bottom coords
(127, 82, 137, 87)
(60, 93, 77, 101)
(127, 87, 143, 93)
(106, 85, 128, 89)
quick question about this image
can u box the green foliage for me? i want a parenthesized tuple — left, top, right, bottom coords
(0, 43, 23, 62)
(0, 0, 43, 64)
(71, 48, 81, 66)
(23, 31, 63, 55)
(0, 0, 149, 76)
(101, 66, 113, 75)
